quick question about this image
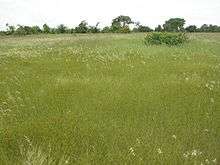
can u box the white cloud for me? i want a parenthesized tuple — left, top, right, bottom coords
(0, 0, 220, 30)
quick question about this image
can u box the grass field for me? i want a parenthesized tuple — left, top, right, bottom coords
(0, 33, 219, 164)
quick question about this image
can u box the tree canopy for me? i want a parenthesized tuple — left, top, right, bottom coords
(1, 16, 220, 36)
(111, 15, 132, 33)
(163, 18, 186, 32)
(75, 21, 89, 33)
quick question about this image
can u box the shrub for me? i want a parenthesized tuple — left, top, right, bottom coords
(14, 25, 27, 35)
(75, 21, 89, 33)
(43, 24, 50, 33)
(56, 24, 67, 33)
(145, 32, 188, 46)
(101, 26, 111, 33)
(119, 26, 131, 33)
(135, 25, 153, 32)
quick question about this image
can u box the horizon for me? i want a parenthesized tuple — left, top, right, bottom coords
(0, 0, 220, 30)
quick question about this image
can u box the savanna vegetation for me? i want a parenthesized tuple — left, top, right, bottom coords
(1, 16, 220, 36)
(0, 33, 219, 164)
(145, 33, 188, 46)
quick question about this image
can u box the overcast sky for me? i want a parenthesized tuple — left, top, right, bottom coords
(0, 0, 220, 30)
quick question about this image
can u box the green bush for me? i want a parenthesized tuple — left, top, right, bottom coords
(119, 26, 131, 33)
(145, 32, 188, 46)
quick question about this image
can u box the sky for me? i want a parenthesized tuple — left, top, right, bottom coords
(0, 0, 220, 30)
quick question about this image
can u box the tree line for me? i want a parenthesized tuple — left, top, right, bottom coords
(1, 15, 220, 35)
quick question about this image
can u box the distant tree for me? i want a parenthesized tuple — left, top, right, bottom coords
(111, 15, 132, 33)
(0, 31, 6, 35)
(113, 15, 132, 27)
(155, 25, 163, 32)
(132, 21, 140, 32)
(75, 21, 89, 33)
(56, 24, 67, 33)
(119, 26, 131, 33)
(43, 24, 50, 33)
(185, 25, 197, 32)
(137, 25, 153, 32)
(199, 24, 209, 32)
(31, 26, 42, 34)
(3, 17, 220, 35)
(89, 22, 100, 33)
(6, 23, 15, 35)
(101, 26, 111, 33)
(163, 18, 185, 32)
(198, 24, 220, 32)
(208, 24, 219, 32)
(50, 28, 57, 34)
(23, 26, 34, 34)
(14, 25, 26, 35)
(66, 28, 75, 33)
(132, 27, 139, 32)
(14, 25, 37, 35)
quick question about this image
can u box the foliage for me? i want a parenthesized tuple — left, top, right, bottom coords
(163, 18, 185, 32)
(198, 24, 220, 32)
(111, 15, 132, 33)
(6, 23, 15, 35)
(0, 31, 6, 35)
(75, 21, 89, 33)
(145, 32, 188, 46)
(66, 28, 75, 34)
(12, 25, 42, 35)
(185, 25, 197, 32)
(89, 22, 100, 33)
(112, 15, 132, 27)
(155, 25, 163, 32)
(133, 22, 153, 32)
(31, 26, 42, 34)
(2, 17, 220, 36)
(118, 25, 130, 33)
(43, 24, 50, 33)
(13, 25, 27, 35)
(101, 26, 111, 33)
(56, 24, 67, 33)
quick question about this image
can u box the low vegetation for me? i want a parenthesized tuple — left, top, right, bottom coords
(0, 33, 219, 164)
(145, 33, 188, 46)
(1, 16, 220, 36)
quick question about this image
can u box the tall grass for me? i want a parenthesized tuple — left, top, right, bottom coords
(0, 33, 219, 164)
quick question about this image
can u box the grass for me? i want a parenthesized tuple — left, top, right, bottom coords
(0, 33, 219, 164)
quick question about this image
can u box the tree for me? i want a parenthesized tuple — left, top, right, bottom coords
(155, 25, 163, 32)
(31, 26, 42, 34)
(137, 25, 153, 32)
(89, 22, 100, 33)
(0, 31, 6, 35)
(43, 24, 50, 33)
(206, 24, 220, 32)
(112, 15, 132, 28)
(111, 15, 132, 33)
(119, 26, 130, 33)
(209, 25, 219, 32)
(101, 26, 111, 33)
(14, 25, 26, 35)
(75, 21, 89, 33)
(66, 28, 75, 33)
(185, 25, 197, 32)
(199, 24, 209, 32)
(56, 24, 67, 33)
(6, 23, 15, 35)
(23, 26, 33, 34)
(198, 24, 220, 32)
(163, 18, 185, 32)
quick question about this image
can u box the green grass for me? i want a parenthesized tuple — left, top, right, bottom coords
(0, 33, 219, 164)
